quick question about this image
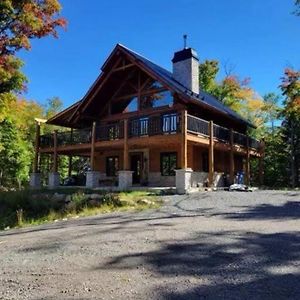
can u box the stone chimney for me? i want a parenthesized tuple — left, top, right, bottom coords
(172, 47, 199, 94)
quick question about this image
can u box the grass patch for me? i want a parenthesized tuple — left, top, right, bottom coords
(0, 189, 162, 230)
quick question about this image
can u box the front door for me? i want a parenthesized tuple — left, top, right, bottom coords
(130, 153, 143, 184)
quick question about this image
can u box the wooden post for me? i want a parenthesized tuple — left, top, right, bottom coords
(123, 119, 129, 170)
(90, 122, 96, 171)
(229, 128, 235, 184)
(33, 122, 40, 173)
(53, 131, 58, 173)
(245, 136, 250, 185)
(68, 128, 73, 177)
(181, 110, 187, 169)
(208, 121, 214, 187)
(259, 139, 265, 186)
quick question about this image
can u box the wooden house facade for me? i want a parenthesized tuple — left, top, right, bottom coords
(30, 44, 264, 193)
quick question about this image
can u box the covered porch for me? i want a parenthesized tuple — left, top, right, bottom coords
(30, 111, 264, 193)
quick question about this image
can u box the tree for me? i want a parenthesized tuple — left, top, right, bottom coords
(262, 93, 281, 132)
(279, 68, 300, 187)
(295, 0, 300, 15)
(199, 60, 219, 94)
(0, 119, 31, 187)
(198, 60, 266, 129)
(0, 0, 66, 94)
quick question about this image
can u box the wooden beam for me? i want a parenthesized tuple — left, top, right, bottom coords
(69, 57, 123, 122)
(245, 136, 250, 185)
(105, 69, 137, 115)
(112, 63, 135, 72)
(208, 121, 214, 187)
(140, 77, 152, 92)
(181, 110, 187, 169)
(33, 122, 40, 173)
(53, 131, 58, 173)
(111, 87, 167, 102)
(137, 71, 141, 111)
(123, 119, 129, 170)
(90, 122, 96, 171)
(229, 128, 235, 184)
(259, 139, 265, 186)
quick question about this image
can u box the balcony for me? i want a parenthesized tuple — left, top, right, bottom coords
(187, 114, 261, 150)
(39, 112, 261, 151)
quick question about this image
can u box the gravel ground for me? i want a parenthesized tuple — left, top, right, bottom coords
(0, 190, 299, 300)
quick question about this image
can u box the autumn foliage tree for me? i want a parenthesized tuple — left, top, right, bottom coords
(198, 60, 266, 131)
(0, 0, 66, 187)
(0, 0, 66, 94)
(279, 68, 300, 187)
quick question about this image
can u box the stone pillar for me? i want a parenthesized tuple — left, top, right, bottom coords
(175, 168, 193, 194)
(48, 172, 60, 188)
(208, 121, 214, 187)
(30, 172, 41, 188)
(86, 171, 101, 188)
(118, 170, 133, 190)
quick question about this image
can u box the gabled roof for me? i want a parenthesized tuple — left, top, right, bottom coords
(118, 44, 254, 128)
(48, 43, 254, 128)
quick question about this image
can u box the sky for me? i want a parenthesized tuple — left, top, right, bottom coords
(19, 0, 300, 108)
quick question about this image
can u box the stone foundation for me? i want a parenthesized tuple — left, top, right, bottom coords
(118, 171, 133, 190)
(86, 171, 101, 188)
(175, 168, 193, 194)
(148, 172, 175, 187)
(29, 172, 41, 188)
(48, 172, 60, 188)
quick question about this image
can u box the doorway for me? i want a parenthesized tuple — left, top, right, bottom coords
(130, 153, 143, 184)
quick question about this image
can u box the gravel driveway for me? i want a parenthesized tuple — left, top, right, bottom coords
(0, 190, 300, 299)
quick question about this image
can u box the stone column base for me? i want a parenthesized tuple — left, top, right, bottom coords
(175, 168, 193, 194)
(48, 172, 60, 188)
(30, 172, 41, 188)
(86, 171, 101, 188)
(118, 170, 133, 190)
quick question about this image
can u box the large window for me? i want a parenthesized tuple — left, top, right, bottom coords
(140, 90, 173, 110)
(160, 152, 177, 176)
(106, 156, 119, 177)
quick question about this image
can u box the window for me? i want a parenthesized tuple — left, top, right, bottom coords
(162, 113, 178, 133)
(130, 117, 149, 136)
(106, 156, 119, 176)
(160, 152, 177, 176)
(140, 90, 173, 110)
(123, 96, 138, 113)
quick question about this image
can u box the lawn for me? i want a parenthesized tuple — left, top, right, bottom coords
(0, 188, 162, 230)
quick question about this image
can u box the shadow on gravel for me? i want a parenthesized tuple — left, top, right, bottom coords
(97, 231, 300, 299)
(211, 201, 300, 221)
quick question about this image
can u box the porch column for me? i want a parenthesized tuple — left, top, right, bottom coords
(176, 110, 192, 194)
(181, 110, 187, 169)
(119, 119, 133, 190)
(208, 120, 214, 187)
(86, 122, 100, 188)
(30, 121, 41, 187)
(245, 136, 250, 186)
(68, 129, 73, 177)
(123, 119, 129, 170)
(229, 128, 235, 184)
(90, 122, 96, 171)
(48, 130, 60, 187)
(259, 139, 265, 186)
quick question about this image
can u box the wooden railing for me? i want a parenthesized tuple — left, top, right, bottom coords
(39, 112, 260, 151)
(187, 114, 261, 150)
(129, 113, 180, 137)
